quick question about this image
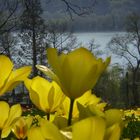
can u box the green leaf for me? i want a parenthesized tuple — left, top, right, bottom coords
(77, 102, 92, 120)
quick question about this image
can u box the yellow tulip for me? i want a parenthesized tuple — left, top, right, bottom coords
(27, 126, 45, 140)
(105, 123, 121, 140)
(12, 116, 33, 140)
(0, 55, 31, 96)
(72, 116, 106, 140)
(104, 109, 123, 140)
(124, 109, 140, 120)
(37, 47, 110, 99)
(105, 109, 123, 127)
(72, 116, 122, 140)
(0, 101, 22, 138)
(60, 90, 102, 119)
(25, 76, 65, 114)
(59, 115, 122, 140)
(27, 118, 65, 140)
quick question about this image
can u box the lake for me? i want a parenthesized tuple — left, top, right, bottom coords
(74, 32, 126, 66)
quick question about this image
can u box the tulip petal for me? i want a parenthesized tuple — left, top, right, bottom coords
(25, 116, 33, 128)
(28, 126, 45, 140)
(24, 79, 43, 110)
(61, 48, 97, 98)
(2, 104, 22, 138)
(96, 102, 107, 111)
(72, 117, 105, 140)
(0, 55, 13, 90)
(25, 78, 44, 111)
(51, 81, 65, 112)
(48, 86, 55, 111)
(0, 101, 9, 129)
(53, 117, 68, 129)
(88, 104, 105, 117)
(36, 65, 60, 84)
(0, 66, 31, 95)
(40, 119, 65, 140)
(105, 123, 121, 140)
(105, 109, 123, 127)
(24, 78, 32, 91)
(1, 126, 12, 139)
(47, 48, 62, 78)
(4, 104, 22, 127)
(10, 66, 31, 80)
(76, 91, 101, 105)
(6, 66, 32, 90)
(30, 76, 51, 112)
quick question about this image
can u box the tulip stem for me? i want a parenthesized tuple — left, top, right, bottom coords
(47, 113, 50, 121)
(68, 99, 75, 126)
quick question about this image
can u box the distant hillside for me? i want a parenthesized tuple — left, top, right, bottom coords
(41, 0, 140, 31)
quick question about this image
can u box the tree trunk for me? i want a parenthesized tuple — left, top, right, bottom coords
(32, 19, 38, 77)
(125, 72, 130, 107)
(132, 71, 139, 106)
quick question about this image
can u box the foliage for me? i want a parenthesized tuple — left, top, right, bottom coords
(94, 64, 124, 107)
(0, 0, 19, 34)
(19, 0, 47, 76)
(108, 13, 140, 106)
(121, 109, 140, 139)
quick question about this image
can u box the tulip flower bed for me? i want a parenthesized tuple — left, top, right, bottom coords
(0, 47, 140, 140)
(121, 109, 140, 139)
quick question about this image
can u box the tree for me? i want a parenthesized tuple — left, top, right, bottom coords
(94, 64, 124, 107)
(57, 0, 95, 19)
(87, 39, 103, 57)
(0, 1, 29, 67)
(108, 13, 140, 106)
(0, 0, 19, 34)
(0, 31, 17, 58)
(46, 19, 77, 53)
(19, 0, 47, 76)
(119, 71, 131, 107)
(108, 0, 135, 30)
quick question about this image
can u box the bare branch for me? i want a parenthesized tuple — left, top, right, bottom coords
(108, 35, 139, 63)
(0, 0, 18, 31)
(126, 13, 140, 55)
(124, 43, 139, 61)
(60, 0, 96, 19)
(123, 55, 134, 70)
